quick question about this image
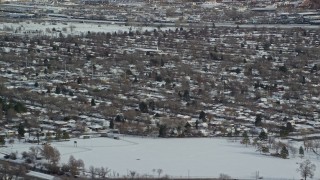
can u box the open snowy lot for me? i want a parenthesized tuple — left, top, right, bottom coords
(0, 21, 173, 36)
(1, 137, 320, 179)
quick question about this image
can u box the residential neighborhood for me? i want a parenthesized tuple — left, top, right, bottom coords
(0, 0, 320, 179)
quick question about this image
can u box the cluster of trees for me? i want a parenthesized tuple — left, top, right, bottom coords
(0, 161, 27, 179)
(240, 130, 310, 159)
(89, 166, 111, 179)
(0, 97, 27, 122)
(20, 144, 84, 177)
(42, 144, 60, 165)
(62, 155, 85, 177)
(238, 130, 317, 180)
(20, 144, 60, 173)
(54, 130, 70, 141)
(254, 114, 295, 138)
(303, 139, 320, 153)
(114, 168, 166, 179)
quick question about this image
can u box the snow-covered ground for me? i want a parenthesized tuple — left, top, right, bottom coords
(1, 137, 320, 179)
(0, 21, 173, 36)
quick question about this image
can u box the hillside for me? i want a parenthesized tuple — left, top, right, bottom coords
(301, 0, 320, 9)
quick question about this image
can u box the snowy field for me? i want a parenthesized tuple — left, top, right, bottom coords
(0, 21, 173, 36)
(1, 137, 320, 179)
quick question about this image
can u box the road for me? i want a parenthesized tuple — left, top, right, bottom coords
(47, 17, 320, 29)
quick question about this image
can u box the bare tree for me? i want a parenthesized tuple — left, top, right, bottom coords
(157, 168, 163, 178)
(8, 139, 14, 147)
(312, 139, 320, 152)
(89, 166, 95, 179)
(304, 140, 313, 152)
(29, 146, 41, 161)
(68, 155, 84, 177)
(50, 147, 61, 165)
(97, 167, 110, 179)
(41, 144, 60, 165)
(297, 159, 316, 180)
(129, 170, 136, 179)
(219, 173, 232, 179)
(288, 145, 297, 158)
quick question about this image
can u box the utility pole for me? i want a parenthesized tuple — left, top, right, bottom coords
(64, 59, 67, 79)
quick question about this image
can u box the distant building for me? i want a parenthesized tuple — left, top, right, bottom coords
(251, 4, 277, 12)
(80, 0, 143, 4)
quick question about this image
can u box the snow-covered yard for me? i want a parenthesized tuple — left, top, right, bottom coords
(1, 137, 320, 179)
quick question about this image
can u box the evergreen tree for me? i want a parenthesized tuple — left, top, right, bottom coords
(183, 90, 190, 101)
(302, 76, 306, 84)
(280, 128, 289, 137)
(139, 102, 148, 113)
(91, 98, 96, 106)
(0, 136, 5, 145)
(255, 114, 262, 126)
(148, 101, 155, 111)
(77, 77, 82, 84)
(259, 131, 268, 141)
(69, 91, 74, 96)
(160, 59, 165, 67)
(261, 146, 269, 153)
(286, 122, 294, 132)
(280, 146, 289, 159)
(55, 86, 61, 94)
(199, 111, 206, 120)
(159, 124, 167, 138)
(299, 146, 304, 158)
(55, 130, 62, 141)
(109, 119, 114, 129)
(242, 131, 250, 147)
(47, 87, 51, 93)
(279, 65, 288, 73)
(195, 120, 199, 130)
(14, 102, 27, 113)
(114, 115, 123, 122)
(18, 123, 25, 137)
(63, 132, 70, 140)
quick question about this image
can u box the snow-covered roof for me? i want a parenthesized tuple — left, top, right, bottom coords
(26, 171, 57, 180)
